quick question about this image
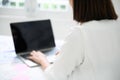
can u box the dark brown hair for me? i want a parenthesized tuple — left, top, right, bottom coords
(73, 0, 118, 23)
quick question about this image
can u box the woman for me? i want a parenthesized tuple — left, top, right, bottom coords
(28, 0, 120, 80)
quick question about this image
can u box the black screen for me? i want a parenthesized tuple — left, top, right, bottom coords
(10, 19, 55, 53)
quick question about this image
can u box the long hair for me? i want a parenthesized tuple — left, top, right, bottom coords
(73, 0, 118, 23)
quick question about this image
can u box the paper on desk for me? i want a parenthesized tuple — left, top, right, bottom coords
(12, 75, 30, 80)
(0, 36, 16, 64)
(0, 36, 15, 52)
(0, 51, 17, 64)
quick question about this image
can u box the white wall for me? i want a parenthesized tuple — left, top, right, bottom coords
(112, 0, 120, 16)
(0, 0, 119, 40)
(0, 7, 74, 40)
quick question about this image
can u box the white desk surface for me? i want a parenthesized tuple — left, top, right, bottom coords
(0, 35, 63, 80)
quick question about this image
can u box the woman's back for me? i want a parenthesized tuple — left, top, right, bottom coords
(81, 20, 120, 80)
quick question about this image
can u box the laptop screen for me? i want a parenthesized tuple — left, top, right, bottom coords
(10, 19, 55, 54)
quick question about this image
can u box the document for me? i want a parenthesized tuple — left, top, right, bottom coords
(0, 36, 16, 64)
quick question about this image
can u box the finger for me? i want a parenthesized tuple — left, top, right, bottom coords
(30, 50, 36, 55)
(56, 51, 60, 55)
(32, 50, 37, 53)
(37, 51, 43, 54)
(27, 56, 33, 60)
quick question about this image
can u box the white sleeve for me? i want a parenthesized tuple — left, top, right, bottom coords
(44, 27, 85, 80)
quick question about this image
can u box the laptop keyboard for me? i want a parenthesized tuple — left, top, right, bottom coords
(20, 53, 31, 59)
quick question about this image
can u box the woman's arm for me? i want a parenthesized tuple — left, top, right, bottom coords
(28, 27, 84, 80)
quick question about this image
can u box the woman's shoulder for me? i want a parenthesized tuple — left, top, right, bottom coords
(79, 19, 120, 30)
(67, 19, 120, 37)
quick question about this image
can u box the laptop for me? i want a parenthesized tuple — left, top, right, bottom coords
(10, 19, 58, 67)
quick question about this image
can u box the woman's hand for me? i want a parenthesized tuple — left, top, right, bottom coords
(28, 50, 50, 70)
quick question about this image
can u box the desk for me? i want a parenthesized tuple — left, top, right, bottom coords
(0, 35, 63, 80)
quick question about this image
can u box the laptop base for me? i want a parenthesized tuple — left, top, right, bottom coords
(18, 47, 59, 67)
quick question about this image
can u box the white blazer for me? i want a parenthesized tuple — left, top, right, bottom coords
(44, 20, 120, 80)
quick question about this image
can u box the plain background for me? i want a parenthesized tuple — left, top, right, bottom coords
(0, 0, 119, 40)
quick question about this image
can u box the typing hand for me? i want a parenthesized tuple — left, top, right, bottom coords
(27, 50, 50, 70)
(56, 51, 60, 56)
